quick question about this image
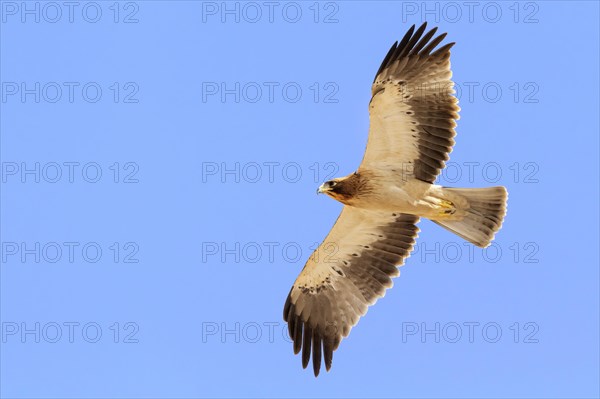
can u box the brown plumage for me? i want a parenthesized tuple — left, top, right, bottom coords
(321, 173, 372, 205)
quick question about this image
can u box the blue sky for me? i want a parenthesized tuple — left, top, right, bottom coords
(1, 1, 599, 398)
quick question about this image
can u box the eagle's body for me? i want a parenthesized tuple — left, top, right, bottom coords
(325, 172, 467, 220)
(284, 23, 508, 376)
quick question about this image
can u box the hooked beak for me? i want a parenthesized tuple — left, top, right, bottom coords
(317, 183, 327, 195)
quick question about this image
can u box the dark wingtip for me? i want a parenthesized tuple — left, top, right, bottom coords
(312, 334, 322, 377)
(301, 325, 312, 369)
(293, 321, 302, 354)
(374, 23, 453, 84)
(431, 41, 456, 57)
(373, 41, 399, 83)
(323, 335, 334, 371)
(421, 32, 449, 56)
(411, 26, 439, 55)
(283, 287, 293, 321)
(414, 21, 428, 37)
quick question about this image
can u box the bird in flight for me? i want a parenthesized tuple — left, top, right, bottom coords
(283, 22, 508, 376)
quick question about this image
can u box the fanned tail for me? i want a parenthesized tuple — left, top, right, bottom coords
(433, 186, 507, 248)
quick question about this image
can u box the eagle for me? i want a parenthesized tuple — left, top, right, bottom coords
(283, 22, 508, 376)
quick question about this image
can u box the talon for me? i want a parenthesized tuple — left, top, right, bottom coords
(440, 199, 453, 208)
(438, 199, 456, 216)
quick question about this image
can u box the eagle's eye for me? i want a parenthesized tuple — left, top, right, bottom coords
(328, 181, 336, 187)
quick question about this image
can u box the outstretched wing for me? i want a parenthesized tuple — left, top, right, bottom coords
(360, 22, 460, 183)
(283, 207, 419, 376)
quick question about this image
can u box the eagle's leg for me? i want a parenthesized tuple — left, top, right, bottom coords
(437, 199, 456, 216)
(418, 192, 460, 218)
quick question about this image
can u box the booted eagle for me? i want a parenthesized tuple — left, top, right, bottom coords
(283, 22, 508, 376)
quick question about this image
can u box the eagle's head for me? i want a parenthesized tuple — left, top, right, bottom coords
(317, 173, 363, 205)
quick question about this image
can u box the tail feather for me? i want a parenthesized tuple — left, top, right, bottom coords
(433, 186, 507, 248)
